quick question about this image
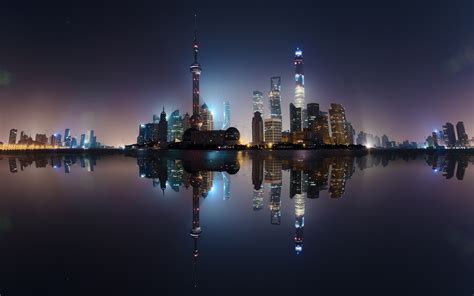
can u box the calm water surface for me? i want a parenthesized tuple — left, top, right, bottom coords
(0, 151, 472, 295)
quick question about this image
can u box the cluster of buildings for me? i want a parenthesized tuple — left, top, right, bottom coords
(426, 121, 471, 148)
(251, 49, 355, 147)
(2, 128, 100, 149)
(135, 24, 238, 148)
(355, 132, 418, 149)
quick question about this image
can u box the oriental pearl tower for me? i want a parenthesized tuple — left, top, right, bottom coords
(189, 15, 203, 130)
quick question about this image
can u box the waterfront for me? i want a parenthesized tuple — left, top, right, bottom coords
(0, 151, 472, 295)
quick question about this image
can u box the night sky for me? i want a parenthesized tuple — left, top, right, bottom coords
(0, 0, 473, 146)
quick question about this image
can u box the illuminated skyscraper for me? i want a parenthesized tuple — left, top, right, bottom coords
(63, 129, 72, 148)
(264, 118, 282, 144)
(329, 103, 349, 145)
(200, 103, 214, 131)
(168, 110, 184, 142)
(307, 103, 319, 128)
(442, 122, 456, 147)
(84, 130, 96, 148)
(79, 134, 86, 148)
(8, 129, 17, 144)
(222, 101, 231, 129)
(252, 91, 264, 114)
(290, 103, 302, 132)
(252, 111, 264, 145)
(294, 48, 306, 128)
(50, 133, 62, 147)
(189, 17, 203, 130)
(269, 77, 282, 119)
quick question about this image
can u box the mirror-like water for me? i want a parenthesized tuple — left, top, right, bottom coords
(0, 151, 472, 295)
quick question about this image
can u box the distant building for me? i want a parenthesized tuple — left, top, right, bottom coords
(64, 129, 72, 148)
(381, 134, 389, 148)
(50, 134, 62, 147)
(35, 134, 48, 145)
(200, 103, 213, 131)
(168, 109, 184, 142)
(84, 130, 96, 148)
(8, 129, 17, 144)
(183, 112, 191, 132)
(252, 111, 264, 145)
(269, 77, 282, 119)
(157, 107, 168, 144)
(290, 103, 302, 132)
(264, 118, 282, 145)
(252, 91, 264, 114)
(442, 122, 456, 147)
(329, 103, 349, 145)
(456, 121, 469, 147)
(79, 134, 86, 148)
(222, 101, 231, 129)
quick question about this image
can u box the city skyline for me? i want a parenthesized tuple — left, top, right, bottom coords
(0, 1, 473, 146)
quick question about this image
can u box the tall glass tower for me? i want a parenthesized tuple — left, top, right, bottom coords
(222, 101, 231, 129)
(294, 48, 306, 128)
(269, 76, 282, 119)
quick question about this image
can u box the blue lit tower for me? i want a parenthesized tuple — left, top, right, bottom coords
(269, 77, 282, 119)
(189, 15, 203, 130)
(294, 48, 306, 127)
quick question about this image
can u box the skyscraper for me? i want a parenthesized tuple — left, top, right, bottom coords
(252, 91, 264, 114)
(79, 134, 86, 148)
(189, 18, 203, 130)
(329, 103, 349, 145)
(264, 118, 282, 145)
(200, 103, 213, 131)
(442, 122, 456, 147)
(84, 130, 96, 149)
(307, 103, 319, 128)
(345, 122, 355, 145)
(64, 128, 72, 148)
(252, 111, 264, 145)
(456, 121, 469, 147)
(269, 77, 282, 119)
(50, 134, 62, 147)
(222, 101, 231, 129)
(158, 107, 168, 143)
(294, 48, 306, 128)
(314, 112, 332, 145)
(168, 110, 184, 142)
(381, 134, 389, 148)
(183, 112, 191, 131)
(289, 103, 302, 132)
(8, 129, 17, 144)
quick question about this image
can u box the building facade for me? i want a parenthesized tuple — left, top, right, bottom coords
(264, 118, 282, 145)
(252, 111, 264, 145)
(329, 103, 349, 145)
(269, 77, 282, 119)
(252, 91, 264, 114)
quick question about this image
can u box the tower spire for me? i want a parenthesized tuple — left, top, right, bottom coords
(193, 13, 199, 63)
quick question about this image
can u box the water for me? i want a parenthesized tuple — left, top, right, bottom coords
(0, 150, 472, 295)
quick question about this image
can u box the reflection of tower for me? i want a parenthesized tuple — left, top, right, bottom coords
(456, 157, 468, 180)
(200, 171, 213, 197)
(168, 159, 184, 192)
(265, 157, 282, 225)
(290, 169, 304, 254)
(329, 157, 353, 198)
(189, 172, 203, 288)
(189, 15, 203, 130)
(8, 158, 17, 173)
(442, 157, 456, 179)
(222, 172, 230, 200)
(252, 156, 264, 210)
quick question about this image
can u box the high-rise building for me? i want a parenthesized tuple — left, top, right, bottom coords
(381, 134, 389, 148)
(269, 77, 282, 119)
(294, 48, 306, 129)
(8, 129, 17, 144)
(252, 111, 264, 145)
(222, 101, 231, 129)
(35, 134, 48, 145)
(168, 110, 184, 142)
(50, 134, 62, 147)
(432, 131, 439, 147)
(307, 103, 319, 128)
(63, 128, 72, 148)
(314, 112, 332, 144)
(84, 130, 96, 149)
(290, 103, 302, 132)
(79, 134, 86, 148)
(252, 91, 264, 114)
(157, 108, 168, 143)
(329, 103, 349, 145)
(264, 118, 282, 145)
(442, 122, 456, 147)
(456, 121, 469, 147)
(345, 122, 355, 145)
(189, 20, 203, 130)
(200, 103, 213, 131)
